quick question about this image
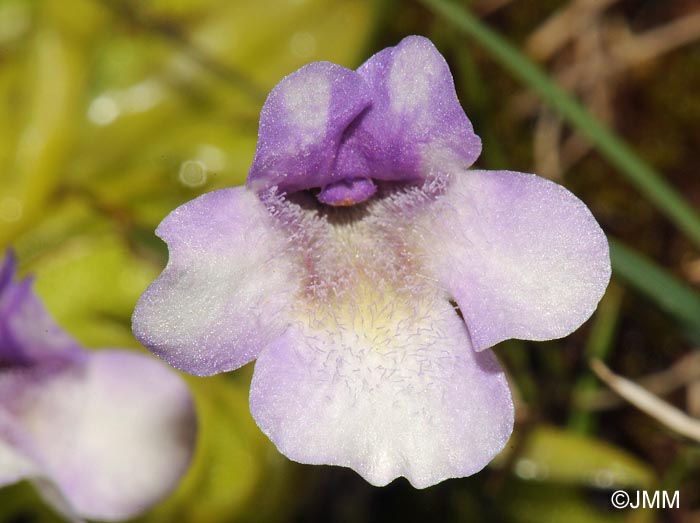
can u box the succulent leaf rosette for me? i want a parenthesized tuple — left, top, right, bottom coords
(134, 36, 610, 488)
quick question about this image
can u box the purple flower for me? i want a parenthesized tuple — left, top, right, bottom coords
(133, 36, 610, 488)
(0, 252, 196, 521)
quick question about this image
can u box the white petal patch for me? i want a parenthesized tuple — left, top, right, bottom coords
(389, 40, 440, 116)
(283, 69, 331, 149)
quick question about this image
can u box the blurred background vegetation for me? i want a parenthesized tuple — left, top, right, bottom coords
(1, 0, 699, 522)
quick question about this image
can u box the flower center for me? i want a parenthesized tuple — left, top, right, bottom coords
(316, 177, 377, 207)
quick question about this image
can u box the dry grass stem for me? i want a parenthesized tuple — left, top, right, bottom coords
(591, 359, 700, 442)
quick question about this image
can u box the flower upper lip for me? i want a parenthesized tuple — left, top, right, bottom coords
(247, 36, 482, 198)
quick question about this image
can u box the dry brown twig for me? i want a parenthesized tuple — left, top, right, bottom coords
(524, 8, 700, 107)
(579, 351, 700, 410)
(523, 5, 700, 180)
(533, 17, 615, 179)
(591, 359, 700, 443)
(526, 0, 621, 61)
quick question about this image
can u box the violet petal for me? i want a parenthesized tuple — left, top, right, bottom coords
(421, 169, 611, 351)
(334, 36, 482, 182)
(247, 62, 372, 194)
(133, 187, 299, 376)
(0, 253, 83, 367)
(250, 298, 513, 488)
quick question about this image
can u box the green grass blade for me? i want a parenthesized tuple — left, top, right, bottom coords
(568, 283, 624, 434)
(419, 0, 700, 248)
(610, 238, 700, 333)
